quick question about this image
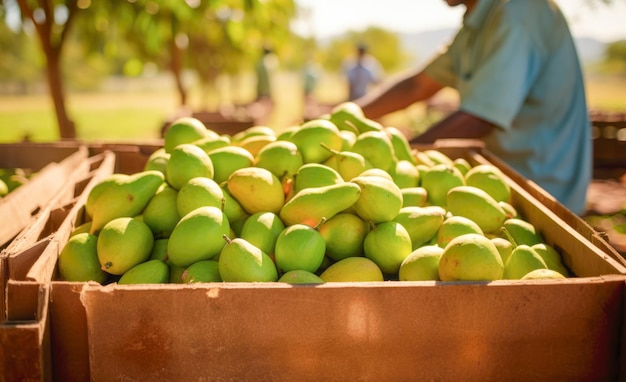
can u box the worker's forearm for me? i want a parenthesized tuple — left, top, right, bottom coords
(410, 110, 495, 144)
(356, 74, 419, 119)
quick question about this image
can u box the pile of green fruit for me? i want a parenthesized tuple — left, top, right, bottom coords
(58, 102, 569, 285)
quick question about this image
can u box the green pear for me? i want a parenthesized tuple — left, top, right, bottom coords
(413, 150, 436, 167)
(329, 102, 383, 134)
(453, 157, 472, 176)
(220, 183, 249, 225)
(501, 218, 544, 246)
(401, 187, 428, 207)
(70, 221, 92, 237)
(423, 149, 454, 166)
(88, 171, 165, 233)
(439, 233, 504, 281)
(239, 211, 286, 255)
(118, 259, 169, 284)
(521, 268, 566, 280)
(142, 183, 181, 238)
(278, 270, 325, 284)
(231, 125, 276, 143)
(167, 206, 230, 267)
(499, 201, 518, 219)
(218, 236, 278, 282)
(437, 215, 484, 248)
(399, 245, 444, 281)
(192, 135, 230, 154)
(393, 205, 446, 250)
(351, 130, 396, 172)
(446, 185, 507, 234)
(181, 260, 222, 283)
(176, 177, 224, 217)
(166, 143, 214, 190)
(294, 163, 344, 193)
(318, 212, 369, 261)
(58, 232, 108, 283)
(97, 217, 155, 275)
(351, 175, 403, 223)
(279, 182, 361, 227)
(236, 134, 276, 157)
(163, 116, 207, 153)
(143, 148, 170, 175)
(287, 119, 344, 164)
(321, 145, 373, 181)
(150, 238, 169, 261)
(421, 163, 465, 207)
(254, 140, 304, 179)
(339, 130, 357, 150)
(531, 243, 569, 276)
(357, 168, 394, 180)
(385, 126, 416, 164)
(207, 145, 254, 184)
(319, 257, 384, 282)
(502, 244, 548, 280)
(276, 125, 300, 141)
(464, 164, 511, 203)
(275, 222, 327, 273)
(389, 159, 420, 188)
(227, 167, 285, 215)
(363, 221, 413, 276)
(490, 237, 514, 265)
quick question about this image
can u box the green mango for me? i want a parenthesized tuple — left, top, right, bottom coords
(400, 187, 428, 207)
(279, 182, 361, 227)
(254, 140, 304, 179)
(227, 167, 285, 215)
(118, 259, 169, 284)
(58, 232, 108, 283)
(399, 245, 444, 281)
(97, 217, 155, 275)
(231, 125, 276, 144)
(88, 171, 164, 234)
(143, 148, 170, 176)
(351, 175, 403, 223)
(182, 260, 222, 283)
(239, 211, 286, 256)
(521, 269, 566, 280)
(150, 238, 169, 262)
(439, 233, 504, 281)
(275, 223, 326, 273)
(220, 183, 248, 225)
(321, 147, 373, 182)
(501, 218, 544, 246)
(389, 159, 420, 188)
(166, 143, 214, 190)
(531, 243, 569, 276)
(287, 119, 344, 164)
(318, 212, 369, 261)
(502, 244, 548, 280)
(393, 205, 446, 250)
(490, 237, 514, 265)
(218, 236, 278, 282)
(192, 135, 230, 154)
(452, 157, 472, 176)
(167, 206, 230, 267)
(163, 117, 208, 153)
(319, 257, 384, 282)
(437, 215, 484, 248)
(84, 173, 131, 220)
(446, 185, 507, 234)
(142, 183, 181, 238)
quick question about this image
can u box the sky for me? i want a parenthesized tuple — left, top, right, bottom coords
(292, 0, 626, 42)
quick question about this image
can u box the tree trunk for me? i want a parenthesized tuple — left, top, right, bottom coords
(46, 48, 76, 139)
(170, 40, 187, 107)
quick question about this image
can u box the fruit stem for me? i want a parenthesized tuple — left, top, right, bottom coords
(222, 234, 232, 244)
(319, 142, 339, 155)
(499, 226, 518, 249)
(314, 217, 327, 231)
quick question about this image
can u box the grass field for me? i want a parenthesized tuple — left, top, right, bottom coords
(0, 72, 625, 143)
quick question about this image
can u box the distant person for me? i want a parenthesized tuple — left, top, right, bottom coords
(345, 43, 383, 101)
(355, 0, 591, 215)
(302, 56, 322, 120)
(251, 46, 278, 124)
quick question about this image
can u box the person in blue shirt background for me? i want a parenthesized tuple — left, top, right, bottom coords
(356, 0, 591, 215)
(345, 43, 384, 101)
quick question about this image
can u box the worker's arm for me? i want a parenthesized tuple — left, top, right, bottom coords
(410, 110, 496, 144)
(356, 69, 444, 119)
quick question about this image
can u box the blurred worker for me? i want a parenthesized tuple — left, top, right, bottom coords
(251, 46, 278, 124)
(345, 43, 383, 101)
(355, 0, 591, 215)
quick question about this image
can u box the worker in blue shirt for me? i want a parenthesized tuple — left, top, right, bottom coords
(345, 43, 383, 101)
(356, 0, 591, 215)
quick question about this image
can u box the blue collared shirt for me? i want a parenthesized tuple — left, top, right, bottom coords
(425, 0, 591, 215)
